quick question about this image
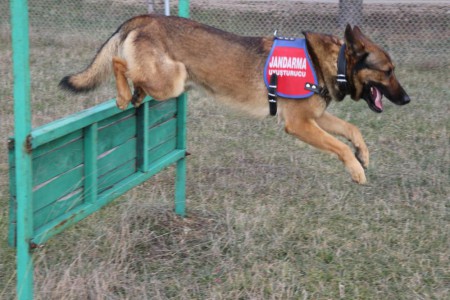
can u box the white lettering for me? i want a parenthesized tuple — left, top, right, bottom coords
(269, 56, 307, 70)
(268, 69, 307, 78)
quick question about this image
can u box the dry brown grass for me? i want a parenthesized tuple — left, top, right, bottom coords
(2, 76, 448, 298)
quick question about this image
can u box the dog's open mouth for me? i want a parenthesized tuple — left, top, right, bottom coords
(363, 84, 383, 113)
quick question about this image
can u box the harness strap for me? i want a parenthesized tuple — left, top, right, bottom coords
(268, 73, 278, 116)
(337, 44, 349, 93)
(304, 82, 329, 98)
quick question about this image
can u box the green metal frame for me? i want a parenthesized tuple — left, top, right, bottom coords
(8, 1, 190, 299)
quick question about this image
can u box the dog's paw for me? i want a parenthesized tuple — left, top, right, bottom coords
(116, 97, 129, 110)
(348, 161, 367, 184)
(352, 172, 367, 185)
(355, 147, 370, 169)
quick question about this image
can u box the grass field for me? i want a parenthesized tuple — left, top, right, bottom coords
(1, 2, 449, 299)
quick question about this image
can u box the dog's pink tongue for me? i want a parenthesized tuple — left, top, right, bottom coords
(372, 87, 383, 110)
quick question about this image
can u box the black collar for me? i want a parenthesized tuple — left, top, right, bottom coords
(337, 44, 349, 96)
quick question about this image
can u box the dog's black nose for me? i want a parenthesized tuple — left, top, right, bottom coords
(402, 94, 411, 105)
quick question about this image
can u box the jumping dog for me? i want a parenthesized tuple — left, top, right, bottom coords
(60, 15, 410, 184)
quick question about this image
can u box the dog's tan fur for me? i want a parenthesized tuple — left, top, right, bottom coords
(60, 14, 410, 184)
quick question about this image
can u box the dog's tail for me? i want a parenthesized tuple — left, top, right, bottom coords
(59, 30, 122, 93)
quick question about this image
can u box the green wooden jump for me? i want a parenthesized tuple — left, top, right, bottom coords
(9, 96, 187, 247)
(9, 1, 190, 299)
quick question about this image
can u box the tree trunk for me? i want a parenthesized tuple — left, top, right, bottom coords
(147, 0, 154, 13)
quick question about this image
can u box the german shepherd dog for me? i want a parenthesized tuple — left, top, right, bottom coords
(60, 15, 410, 184)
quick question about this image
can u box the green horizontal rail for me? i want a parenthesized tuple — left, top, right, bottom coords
(31, 97, 155, 149)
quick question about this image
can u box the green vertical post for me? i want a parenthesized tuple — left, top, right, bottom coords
(137, 101, 150, 172)
(10, 0, 34, 299)
(178, 0, 190, 18)
(174, 0, 189, 217)
(175, 93, 187, 217)
(84, 123, 98, 203)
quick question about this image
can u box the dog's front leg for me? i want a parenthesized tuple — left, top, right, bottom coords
(316, 111, 369, 168)
(284, 115, 367, 184)
(112, 57, 132, 110)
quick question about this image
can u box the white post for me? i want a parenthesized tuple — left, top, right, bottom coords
(164, 0, 170, 16)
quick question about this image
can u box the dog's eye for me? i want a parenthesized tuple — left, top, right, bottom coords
(384, 69, 393, 77)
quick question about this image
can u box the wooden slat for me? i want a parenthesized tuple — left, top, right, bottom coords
(8, 131, 82, 168)
(32, 165, 84, 212)
(32, 131, 82, 159)
(148, 99, 177, 128)
(98, 159, 136, 193)
(33, 189, 84, 230)
(32, 138, 83, 186)
(98, 108, 135, 129)
(97, 114, 136, 154)
(148, 137, 177, 165)
(148, 118, 177, 150)
(98, 138, 137, 177)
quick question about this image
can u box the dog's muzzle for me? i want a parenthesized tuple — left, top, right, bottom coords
(362, 83, 410, 113)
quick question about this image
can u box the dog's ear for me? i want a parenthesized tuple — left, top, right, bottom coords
(302, 31, 318, 48)
(352, 25, 364, 37)
(302, 31, 312, 40)
(344, 24, 366, 56)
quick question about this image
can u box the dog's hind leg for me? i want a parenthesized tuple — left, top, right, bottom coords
(136, 57, 187, 102)
(281, 102, 367, 184)
(316, 111, 369, 168)
(112, 57, 133, 110)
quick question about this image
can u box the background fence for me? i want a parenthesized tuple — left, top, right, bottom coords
(1, 1, 448, 126)
(1, 1, 448, 122)
(1, 1, 448, 62)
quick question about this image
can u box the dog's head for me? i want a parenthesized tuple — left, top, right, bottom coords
(344, 25, 410, 113)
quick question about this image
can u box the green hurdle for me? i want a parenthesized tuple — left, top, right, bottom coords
(8, 96, 188, 246)
(8, 1, 190, 299)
